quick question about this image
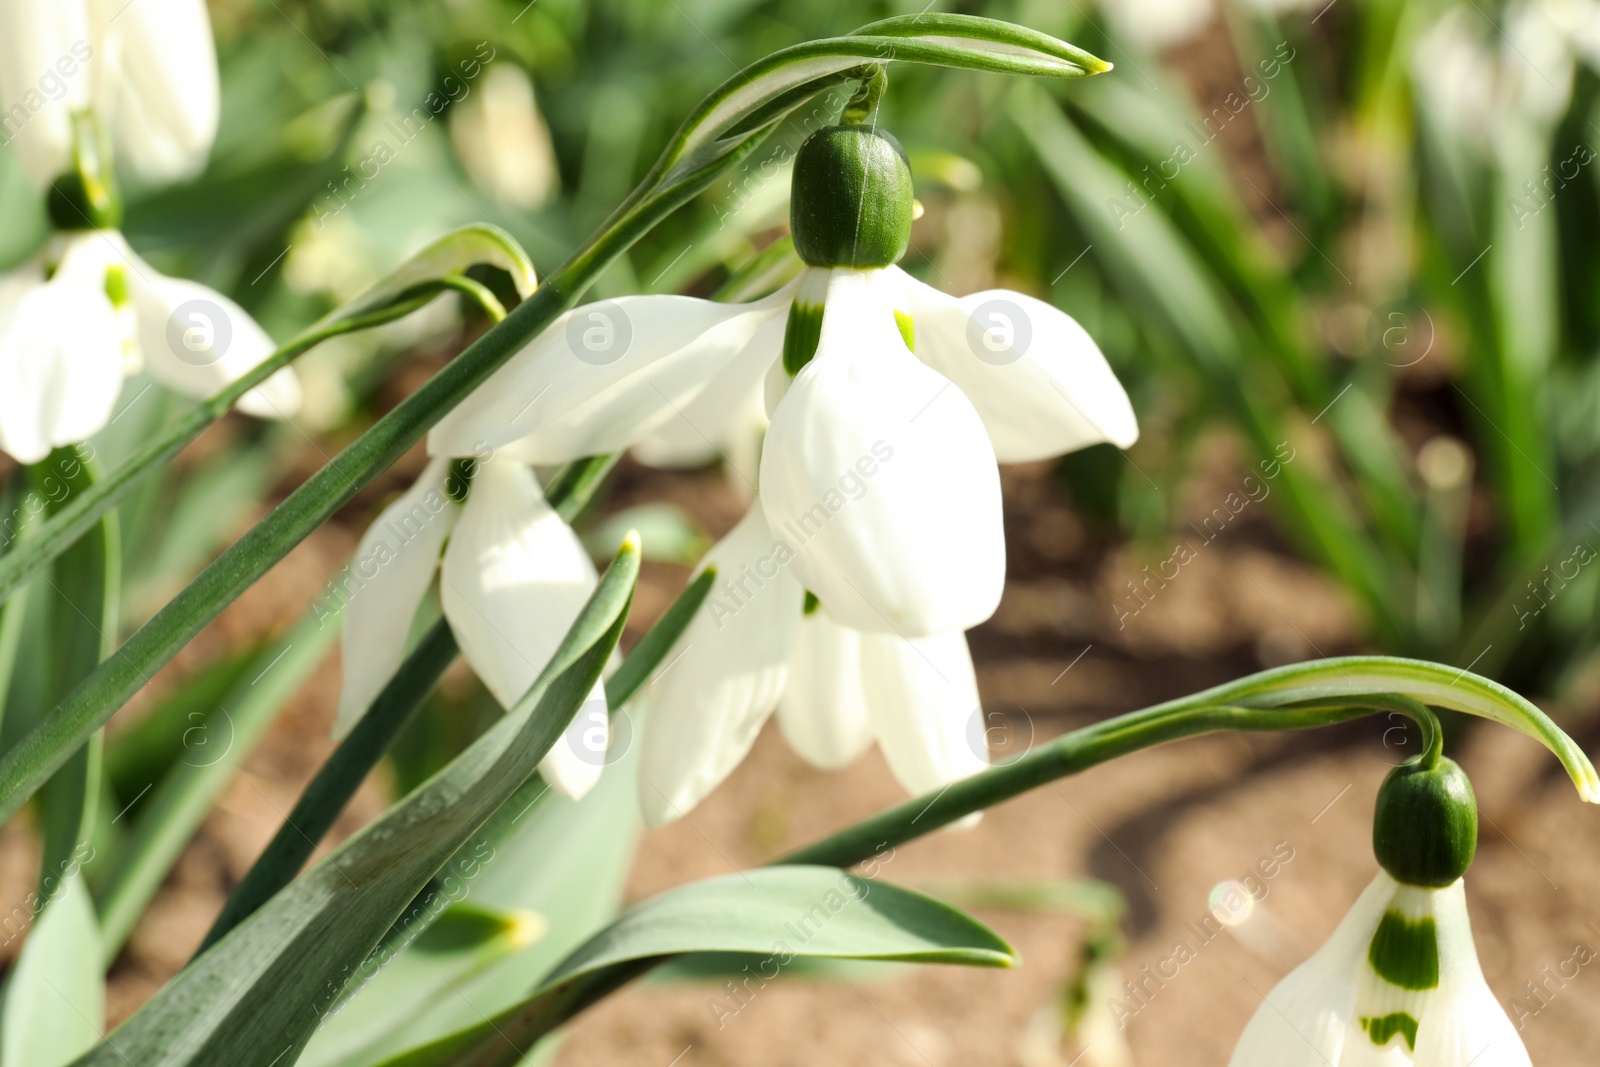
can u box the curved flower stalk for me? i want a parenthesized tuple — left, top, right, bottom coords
(0, 0, 218, 186)
(429, 121, 1136, 822)
(1231, 752, 1530, 1065)
(0, 230, 301, 464)
(337, 452, 608, 799)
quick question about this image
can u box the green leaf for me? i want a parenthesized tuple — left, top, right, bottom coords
(68, 539, 639, 1067)
(373, 868, 1015, 1067)
(2, 878, 103, 1067)
(95, 605, 343, 961)
(193, 619, 458, 958)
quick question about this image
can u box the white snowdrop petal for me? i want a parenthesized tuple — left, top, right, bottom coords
(0, 0, 90, 186)
(758, 269, 1005, 636)
(536, 677, 608, 800)
(859, 630, 987, 797)
(440, 459, 605, 794)
(638, 506, 803, 826)
(98, 0, 221, 181)
(0, 260, 123, 464)
(335, 458, 457, 737)
(895, 268, 1138, 461)
(776, 611, 873, 770)
(1227, 873, 1396, 1067)
(630, 307, 783, 487)
(429, 282, 795, 462)
(1411, 880, 1531, 1066)
(118, 242, 301, 417)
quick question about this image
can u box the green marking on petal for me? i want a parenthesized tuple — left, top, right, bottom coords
(445, 458, 477, 504)
(802, 591, 821, 616)
(1361, 1012, 1419, 1050)
(894, 309, 915, 351)
(104, 265, 129, 309)
(783, 301, 826, 377)
(1368, 910, 1439, 990)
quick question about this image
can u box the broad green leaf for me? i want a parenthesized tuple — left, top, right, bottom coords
(2, 878, 103, 1067)
(95, 606, 342, 960)
(374, 868, 1015, 1067)
(69, 540, 639, 1067)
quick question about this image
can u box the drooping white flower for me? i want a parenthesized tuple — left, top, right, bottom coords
(636, 506, 987, 826)
(1232, 756, 1528, 1065)
(335, 454, 608, 800)
(0, 230, 299, 464)
(1229, 872, 1529, 1065)
(428, 122, 1135, 821)
(0, 0, 220, 187)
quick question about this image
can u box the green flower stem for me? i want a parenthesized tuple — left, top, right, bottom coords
(194, 451, 624, 956)
(387, 656, 1596, 1064)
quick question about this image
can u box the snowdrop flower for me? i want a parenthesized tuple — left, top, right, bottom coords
(1230, 757, 1529, 1065)
(0, 0, 219, 187)
(428, 121, 1135, 821)
(335, 452, 609, 800)
(449, 63, 559, 211)
(634, 505, 989, 826)
(1099, 0, 1323, 52)
(430, 123, 1137, 638)
(0, 229, 300, 464)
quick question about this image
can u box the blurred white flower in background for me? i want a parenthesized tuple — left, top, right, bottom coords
(0, 0, 298, 464)
(1099, 0, 1324, 52)
(0, 0, 219, 187)
(448, 63, 559, 210)
(0, 230, 300, 463)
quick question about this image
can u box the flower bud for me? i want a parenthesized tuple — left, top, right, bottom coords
(1372, 756, 1477, 887)
(789, 125, 914, 269)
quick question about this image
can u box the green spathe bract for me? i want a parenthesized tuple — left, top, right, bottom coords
(1372, 756, 1478, 887)
(791, 125, 914, 268)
